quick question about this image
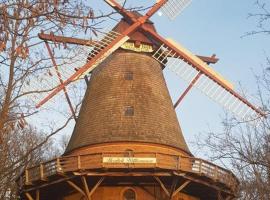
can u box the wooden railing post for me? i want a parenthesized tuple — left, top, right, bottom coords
(199, 159, 202, 175)
(101, 153, 104, 168)
(214, 166, 218, 181)
(77, 155, 81, 170)
(25, 169, 29, 185)
(155, 153, 158, 168)
(177, 156, 180, 170)
(56, 158, 62, 173)
(40, 163, 45, 181)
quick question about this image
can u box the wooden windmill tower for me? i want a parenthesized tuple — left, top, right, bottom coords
(17, 0, 265, 200)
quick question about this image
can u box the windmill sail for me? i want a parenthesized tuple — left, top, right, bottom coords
(35, 30, 129, 108)
(21, 45, 92, 109)
(35, 0, 168, 109)
(109, 0, 191, 20)
(158, 0, 192, 20)
(152, 39, 264, 120)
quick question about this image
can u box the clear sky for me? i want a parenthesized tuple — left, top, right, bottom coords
(34, 0, 270, 158)
(150, 0, 270, 156)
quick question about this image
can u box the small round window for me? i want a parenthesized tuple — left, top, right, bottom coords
(123, 189, 136, 200)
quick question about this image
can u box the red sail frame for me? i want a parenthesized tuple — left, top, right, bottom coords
(36, 0, 265, 118)
(105, 0, 265, 118)
(36, 0, 168, 108)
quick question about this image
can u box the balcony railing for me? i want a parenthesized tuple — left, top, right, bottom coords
(21, 152, 238, 192)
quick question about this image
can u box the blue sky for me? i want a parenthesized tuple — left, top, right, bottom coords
(36, 0, 270, 157)
(149, 0, 270, 155)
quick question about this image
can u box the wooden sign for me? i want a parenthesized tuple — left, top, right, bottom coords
(103, 157, 157, 164)
(121, 42, 153, 53)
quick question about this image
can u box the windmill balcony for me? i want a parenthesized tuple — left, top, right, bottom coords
(18, 151, 239, 195)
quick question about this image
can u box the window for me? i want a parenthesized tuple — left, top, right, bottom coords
(123, 189, 136, 200)
(125, 106, 134, 116)
(124, 71, 133, 80)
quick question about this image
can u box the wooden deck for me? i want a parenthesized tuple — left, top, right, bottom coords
(20, 152, 238, 193)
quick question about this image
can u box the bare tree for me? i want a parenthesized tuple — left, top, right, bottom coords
(197, 111, 270, 199)
(0, 1, 119, 199)
(196, 1, 270, 199)
(0, 0, 118, 136)
(0, 124, 61, 200)
(246, 0, 270, 36)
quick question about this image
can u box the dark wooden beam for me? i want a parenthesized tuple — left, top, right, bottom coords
(22, 175, 76, 192)
(173, 172, 235, 196)
(66, 180, 86, 197)
(81, 176, 91, 200)
(73, 172, 172, 177)
(172, 180, 190, 197)
(38, 32, 95, 46)
(89, 177, 104, 196)
(38, 32, 219, 65)
(174, 72, 202, 108)
(25, 193, 34, 200)
(154, 176, 170, 197)
(197, 54, 219, 64)
(169, 177, 178, 199)
(166, 51, 219, 64)
(44, 41, 77, 120)
(36, 190, 40, 200)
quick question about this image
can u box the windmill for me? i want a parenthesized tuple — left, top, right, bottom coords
(31, 0, 264, 121)
(17, 1, 265, 200)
